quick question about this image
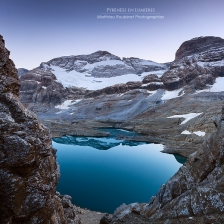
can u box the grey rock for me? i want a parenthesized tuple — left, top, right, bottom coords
(123, 57, 169, 74)
(162, 36, 224, 91)
(18, 68, 29, 76)
(105, 105, 224, 223)
(39, 50, 169, 78)
(20, 68, 66, 106)
(0, 35, 81, 223)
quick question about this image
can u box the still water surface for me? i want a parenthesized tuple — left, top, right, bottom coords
(53, 128, 186, 213)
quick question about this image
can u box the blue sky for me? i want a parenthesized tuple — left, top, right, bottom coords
(0, 0, 223, 69)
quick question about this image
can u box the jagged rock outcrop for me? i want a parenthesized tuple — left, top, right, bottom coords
(175, 36, 224, 60)
(0, 35, 81, 223)
(85, 81, 142, 98)
(142, 74, 165, 90)
(101, 105, 224, 223)
(142, 74, 161, 84)
(162, 36, 224, 91)
(84, 75, 165, 98)
(20, 68, 66, 106)
(123, 57, 169, 74)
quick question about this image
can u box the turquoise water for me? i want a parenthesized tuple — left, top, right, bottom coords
(53, 129, 186, 213)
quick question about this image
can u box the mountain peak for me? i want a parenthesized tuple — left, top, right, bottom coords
(175, 36, 224, 60)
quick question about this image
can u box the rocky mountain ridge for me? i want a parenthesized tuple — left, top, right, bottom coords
(18, 51, 169, 109)
(40, 50, 169, 77)
(19, 36, 224, 112)
(162, 36, 224, 92)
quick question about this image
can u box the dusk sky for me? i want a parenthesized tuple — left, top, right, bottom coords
(0, 0, 224, 69)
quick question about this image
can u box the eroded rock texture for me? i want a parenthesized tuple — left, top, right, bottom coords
(39, 51, 168, 78)
(0, 35, 81, 223)
(20, 68, 66, 106)
(102, 107, 224, 223)
(162, 36, 224, 92)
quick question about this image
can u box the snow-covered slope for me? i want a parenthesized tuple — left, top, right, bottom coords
(39, 51, 169, 90)
(49, 65, 167, 90)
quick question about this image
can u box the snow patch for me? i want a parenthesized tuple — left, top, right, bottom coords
(193, 131, 206, 136)
(195, 77, 224, 93)
(181, 130, 206, 136)
(210, 77, 224, 92)
(147, 90, 157, 97)
(55, 111, 63, 114)
(168, 112, 203, 125)
(181, 130, 191, 135)
(55, 99, 82, 110)
(162, 89, 183, 100)
(55, 100, 73, 109)
(142, 82, 163, 87)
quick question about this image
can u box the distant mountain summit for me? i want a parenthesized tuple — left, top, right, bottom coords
(19, 51, 169, 108)
(17, 68, 29, 76)
(39, 50, 168, 78)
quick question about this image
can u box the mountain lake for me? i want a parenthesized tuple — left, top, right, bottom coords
(53, 128, 186, 213)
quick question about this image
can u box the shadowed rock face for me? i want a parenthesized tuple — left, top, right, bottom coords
(20, 68, 66, 106)
(0, 35, 81, 223)
(162, 36, 224, 91)
(175, 36, 224, 60)
(123, 57, 169, 74)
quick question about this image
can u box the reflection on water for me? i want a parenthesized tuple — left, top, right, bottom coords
(53, 128, 143, 150)
(53, 128, 186, 213)
(53, 136, 146, 150)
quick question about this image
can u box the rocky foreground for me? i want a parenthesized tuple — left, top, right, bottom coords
(101, 107, 224, 223)
(0, 35, 82, 223)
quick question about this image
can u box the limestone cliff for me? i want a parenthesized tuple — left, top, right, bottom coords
(0, 36, 81, 223)
(162, 36, 224, 92)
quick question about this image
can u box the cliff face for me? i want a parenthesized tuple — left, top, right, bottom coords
(162, 36, 224, 91)
(144, 108, 224, 222)
(0, 36, 80, 223)
(19, 68, 66, 106)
